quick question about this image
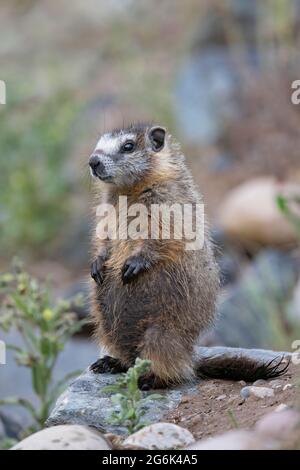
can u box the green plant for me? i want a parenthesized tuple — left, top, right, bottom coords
(0, 88, 79, 258)
(227, 409, 239, 429)
(0, 261, 87, 434)
(0, 438, 17, 450)
(276, 194, 300, 237)
(102, 358, 164, 435)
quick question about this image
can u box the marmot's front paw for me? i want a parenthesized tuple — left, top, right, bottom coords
(90, 356, 128, 374)
(121, 255, 151, 285)
(91, 256, 106, 285)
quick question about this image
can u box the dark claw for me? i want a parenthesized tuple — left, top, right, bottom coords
(121, 256, 151, 285)
(91, 256, 105, 285)
(90, 355, 128, 374)
(138, 373, 166, 390)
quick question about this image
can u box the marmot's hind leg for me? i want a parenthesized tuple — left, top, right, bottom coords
(90, 355, 128, 374)
(138, 326, 194, 389)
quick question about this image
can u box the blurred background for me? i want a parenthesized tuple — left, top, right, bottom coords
(1, 0, 300, 434)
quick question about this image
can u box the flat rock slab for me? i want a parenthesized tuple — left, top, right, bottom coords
(46, 347, 290, 435)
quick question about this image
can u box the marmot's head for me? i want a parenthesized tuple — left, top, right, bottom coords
(89, 124, 167, 187)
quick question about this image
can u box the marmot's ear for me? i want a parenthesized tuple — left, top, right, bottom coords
(149, 126, 166, 152)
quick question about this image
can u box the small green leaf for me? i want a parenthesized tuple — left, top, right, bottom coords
(276, 194, 287, 212)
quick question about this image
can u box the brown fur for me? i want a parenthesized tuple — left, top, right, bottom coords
(89, 124, 289, 387)
(90, 124, 217, 385)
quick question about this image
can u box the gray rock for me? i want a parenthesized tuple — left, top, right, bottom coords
(211, 226, 243, 286)
(0, 417, 5, 440)
(192, 0, 257, 50)
(218, 252, 241, 286)
(46, 369, 198, 435)
(290, 278, 300, 321)
(216, 249, 299, 348)
(174, 0, 259, 146)
(46, 347, 290, 434)
(240, 387, 250, 400)
(175, 48, 240, 145)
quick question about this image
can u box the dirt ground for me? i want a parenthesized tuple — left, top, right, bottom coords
(167, 364, 299, 440)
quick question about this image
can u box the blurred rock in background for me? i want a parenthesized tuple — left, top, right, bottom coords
(175, 0, 258, 146)
(218, 177, 300, 250)
(216, 249, 300, 349)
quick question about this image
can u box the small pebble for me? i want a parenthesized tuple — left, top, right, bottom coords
(239, 380, 246, 387)
(180, 396, 190, 404)
(216, 394, 227, 401)
(282, 383, 293, 391)
(104, 433, 124, 449)
(240, 387, 250, 399)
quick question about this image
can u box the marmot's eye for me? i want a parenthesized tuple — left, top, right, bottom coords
(121, 141, 135, 153)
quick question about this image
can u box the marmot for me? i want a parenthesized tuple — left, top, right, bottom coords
(88, 123, 288, 389)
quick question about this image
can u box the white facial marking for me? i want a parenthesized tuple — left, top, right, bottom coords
(95, 132, 136, 154)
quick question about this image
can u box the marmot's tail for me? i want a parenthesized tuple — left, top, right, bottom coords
(196, 355, 290, 382)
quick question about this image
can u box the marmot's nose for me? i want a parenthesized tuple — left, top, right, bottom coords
(89, 154, 101, 171)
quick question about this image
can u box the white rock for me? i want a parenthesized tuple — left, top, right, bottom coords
(250, 386, 275, 399)
(283, 383, 293, 391)
(123, 423, 194, 450)
(11, 425, 111, 450)
(216, 394, 227, 400)
(218, 177, 300, 247)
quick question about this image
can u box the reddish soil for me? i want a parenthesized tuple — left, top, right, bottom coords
(167, 364, 299, 440)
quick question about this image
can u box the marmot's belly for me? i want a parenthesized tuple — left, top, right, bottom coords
(98, 266, 179, 335)
(95, 250, 218, 361)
